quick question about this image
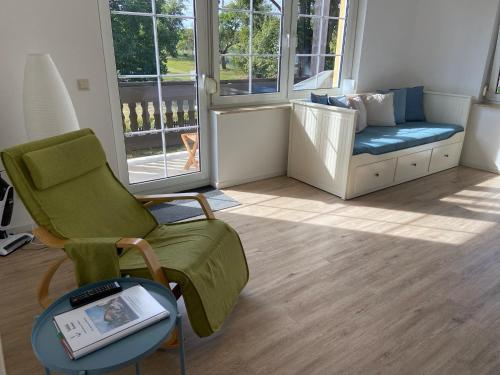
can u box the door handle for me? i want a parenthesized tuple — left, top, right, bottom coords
(202, 74, 217, 94)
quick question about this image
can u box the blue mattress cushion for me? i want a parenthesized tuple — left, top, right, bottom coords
(353, 122, 464, 155)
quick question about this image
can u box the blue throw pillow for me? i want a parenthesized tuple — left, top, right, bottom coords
(406, 86, 425, 122)
(310, 93, 329, 105)
(328, 95, 350, 108)
(390, 88, 407, 124)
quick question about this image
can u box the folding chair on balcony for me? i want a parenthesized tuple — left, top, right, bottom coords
(1, 129, 249, 338)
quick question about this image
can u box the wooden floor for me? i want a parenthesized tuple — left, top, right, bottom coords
(3, 166, 500, 374)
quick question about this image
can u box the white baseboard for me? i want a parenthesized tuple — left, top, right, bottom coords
(5, 223, 34, 235)
(459, 161, 500, 175)
(136, 178, 212, 195)
(213, 170, 286, 189)
(0, 334, 6, 375)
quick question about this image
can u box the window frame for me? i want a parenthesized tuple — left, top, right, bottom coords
(487, 24, 500, 102)
(287, 0, 358, 100)
(211, 0, 359, 106)
(211, 0, 292, 106)
(98, 0, 212, 191)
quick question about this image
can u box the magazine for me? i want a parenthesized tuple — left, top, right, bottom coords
(53, 285, 169, 359)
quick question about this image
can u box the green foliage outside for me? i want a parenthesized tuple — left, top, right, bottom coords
(219, 0, 281, 79)
(110, 0, 190, 76)
(110, 0, 282, 80)
(110, 0, 343, 82)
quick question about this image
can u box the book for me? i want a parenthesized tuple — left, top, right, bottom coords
(53, 285, 169, 359)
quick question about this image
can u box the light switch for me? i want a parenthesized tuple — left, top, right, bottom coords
(77, 79, 90, 91)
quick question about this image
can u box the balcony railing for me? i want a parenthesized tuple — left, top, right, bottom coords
(118, 80, 198, 154)
(118, 78, 278, 154)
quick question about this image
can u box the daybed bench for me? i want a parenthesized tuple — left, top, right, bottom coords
(288, 91, 472, 199)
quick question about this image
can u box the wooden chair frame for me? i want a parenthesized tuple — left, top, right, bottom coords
(35, 192, 214, 309)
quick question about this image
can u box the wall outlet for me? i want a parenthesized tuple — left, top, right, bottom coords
(77, 79, 90, 91)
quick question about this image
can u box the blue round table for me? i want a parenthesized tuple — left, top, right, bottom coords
(31, 278, 186, 375)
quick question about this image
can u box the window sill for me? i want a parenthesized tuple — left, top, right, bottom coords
(210, 103, 291, 115)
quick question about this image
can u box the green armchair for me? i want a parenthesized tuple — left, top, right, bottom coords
(1, 129, 249, 338)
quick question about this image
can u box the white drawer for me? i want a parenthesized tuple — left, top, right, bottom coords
(353, 158, 396, 196)
(429, 143, 462, 173)
(395, 150, 432, 183)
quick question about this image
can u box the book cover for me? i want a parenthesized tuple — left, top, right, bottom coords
(53, 285, 169, 359)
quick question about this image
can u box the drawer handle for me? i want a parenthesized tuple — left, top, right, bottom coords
(374, 172, 380, 177)
(411, 162, 417, 167)
(444, 154, 449, 158)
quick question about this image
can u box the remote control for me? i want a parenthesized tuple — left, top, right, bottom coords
(69, 281, 123, 308)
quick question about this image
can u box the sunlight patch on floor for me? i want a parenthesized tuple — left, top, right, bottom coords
(228, 195, 497, 245)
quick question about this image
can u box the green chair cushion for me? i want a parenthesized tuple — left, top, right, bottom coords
(1, 129, 157, 239)
(119, 219, 249, 337)
(22, 134, 107, 190)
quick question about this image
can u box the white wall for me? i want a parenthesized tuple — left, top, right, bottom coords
(409, 0, 499, 99)
(0, 0, 117, 230)
(355, 0, 419, 92)
(462, 104, 500, 173)
(355, 0, 500, 98)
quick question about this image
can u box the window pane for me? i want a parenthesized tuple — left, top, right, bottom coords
(259, 0, 283, 12)
(109, 0, 152, 13)
(328, 0, 343, 17)
(156, 0, 194, 16)
(158, 18, 196, 75)
(220, 56, 250, 95)
(161, 79, 200, 176)
(297, 0, 319, 16)
(252, 57, 279, 93)
(217, 0, 283, 97)
(319, 55, 340, 88)
(293, 0, 350, 91)
(219, 10, 250, 54)
(219, 0, 250, 10)
(323, 18, 345, 55)
(293, 55, 339, 90)
(118, 78, 167, 184)
(252, 14, 281, 55)
(293, 55, 314, 88)
(296, 16, 320, 55)
(111, 14, 156, 76)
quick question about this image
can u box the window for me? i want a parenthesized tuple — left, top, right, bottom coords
(108, 0, 203, 184)
(487, 25, 500, 101)
(213, 0, 356, 101)
(217, 0, 284, 96)
(293, 0, 348, 91)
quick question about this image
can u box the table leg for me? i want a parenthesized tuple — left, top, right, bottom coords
(135, 362, 141, 375)
(177, 314, 186, 375)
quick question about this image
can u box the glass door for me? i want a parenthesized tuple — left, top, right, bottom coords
(102, 0, 209, 187)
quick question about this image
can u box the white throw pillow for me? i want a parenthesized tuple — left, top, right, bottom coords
(363, 92, 396, 126)
(348, 95, 368, 133)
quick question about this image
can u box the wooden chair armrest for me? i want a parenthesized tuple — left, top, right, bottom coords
(33, 227, 67, 249)
(135, 192, 215, 219)
(35, 229, 170, 308)
(37, 254, 68, 308)
(116, 238, 170, 286)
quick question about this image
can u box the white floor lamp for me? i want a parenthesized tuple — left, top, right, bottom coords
(23, 53, 80, 140)
(0, 54, 80, 256)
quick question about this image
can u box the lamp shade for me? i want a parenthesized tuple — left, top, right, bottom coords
(23, 53, 79, 140)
